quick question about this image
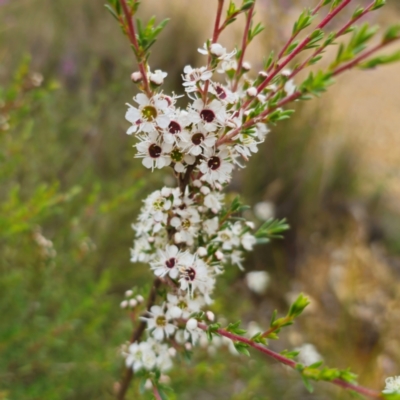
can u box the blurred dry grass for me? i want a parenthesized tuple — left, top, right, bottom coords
(1, 0, 400, 399)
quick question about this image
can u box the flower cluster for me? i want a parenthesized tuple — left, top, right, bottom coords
(125, 42, 291, 187)
(123, 42, 290, 377)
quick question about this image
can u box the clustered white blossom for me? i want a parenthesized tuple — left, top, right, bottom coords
(122, 42, 295, 377)
(383, 376, 400, 394)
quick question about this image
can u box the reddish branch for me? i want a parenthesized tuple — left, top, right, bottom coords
(289, 1, 377, 80)
(243, 0, 353, 112)
(202, 0, 225, 103)
(197, 322, 382, 399)
(116, 278, 161, 400)
(217, 36, 400, 146)
(232, 4, 255, 92)
(120, 0, 152, 97)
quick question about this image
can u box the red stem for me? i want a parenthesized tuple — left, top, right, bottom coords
(251, 0, 353, 105)
(197, 322, 382, 399)
(152, 384, 163, 400)
(289, 1, 376, 80)
(120, 0, 152, 97)
(202, 0, 225, 103)
(232, 4, 255, 92)
(217, 37, 398, 146)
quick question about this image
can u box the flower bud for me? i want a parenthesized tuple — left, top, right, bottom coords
(247, 87, 258, 97)
(242, 61, 251, 71)
(120, 300, 128, 309)
(200, 186, 211, 195)
(136, 295, 144, 303)
(197, 247, 207, 257)
(125, 290, 133, 297)
(186, 318, 198, 331)
(130, 71, 142, 83)
(206, 311, 215, 322)
(129, 299, 138, 308)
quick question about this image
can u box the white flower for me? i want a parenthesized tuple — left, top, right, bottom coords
(241, 233, 256, 251)
(166, 293, 204, 319)
(125, 341, 156, 372)
(383, 376, 400, 394)
(150, 245, 184, 279)
(203, 217, 219, 236)
(295, 343, 323, 366)
(179, 254, 215, 299)
(143, 305, 176, 341)
(198, 42, 236, 61)
(182, 65, 212, 92)
(171, 207, 201, 245)
(204, 192, 224, 212)
(209, 82, 238, 104)
(125, 93, 171, 135)
(187, 99, 227, 132)
(284, 79, 296, 96)
(245, 271, 270, 294)
(199, 147, 234, 186)
(185, 124, 217, 156)
(135, 133, 172, 170)
(150, 69, 167, 85)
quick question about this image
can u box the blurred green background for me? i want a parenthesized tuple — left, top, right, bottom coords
(1, 1, 400, 399)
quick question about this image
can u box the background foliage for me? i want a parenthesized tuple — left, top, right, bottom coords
(1, 0, 400, 399)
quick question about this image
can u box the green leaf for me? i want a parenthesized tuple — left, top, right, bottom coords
(234, 342, 250, 356)
(359, 51, 400, 69)
(301, 375, 314, 393)
(292, 8, 314, 36)
(241, 0, 255, 11)
(383, 25, 400, 43)
(371, 0, 386, 10)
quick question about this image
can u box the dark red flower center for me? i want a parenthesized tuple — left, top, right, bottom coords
(191, 133, 205, 145)
(207, 156, 221, 170)
(168, 121, 181, 134)
(149, 144, 162, 158)
(185, 267, 196, 281)
(200, 109, 215, 123)
(165, 257, 176, 269)
(216, 86, 227, 100)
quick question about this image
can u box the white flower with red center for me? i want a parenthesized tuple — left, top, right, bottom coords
(187, 99, 227, 132)
(182, 65, 213, 93)
(184, 124, 217, 156)
(162, 109, 191, 145)
(198, 146, 234, 186)
(179, 254, 215, 299)
(135, 132, 173, 170)
(142, 305, 176, 341)
(125, 93, 172, 134)
(209, 82, 238, 104)
(150, 245, 185, 279)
